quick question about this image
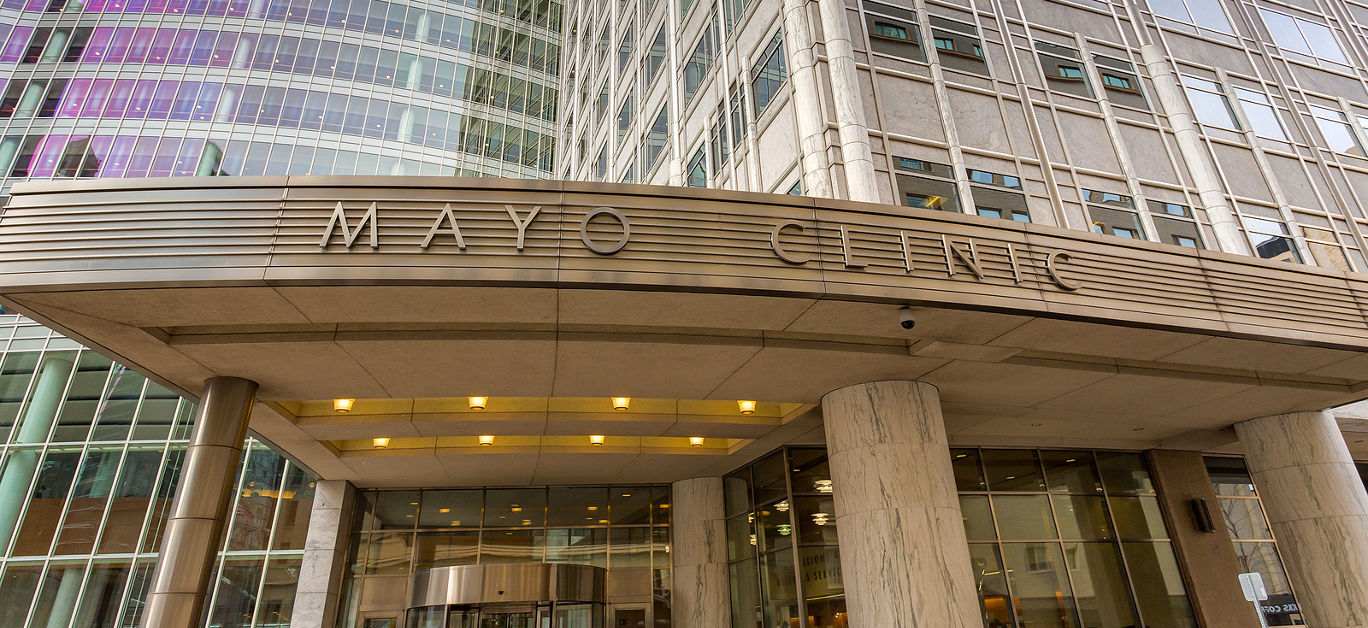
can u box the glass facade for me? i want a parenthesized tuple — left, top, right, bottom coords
(724, 448, 843, 628)
(340, 486, 671, 628)
(0, 312, 318, 627)
(1204, 456, 1305, 626)
(0, 0, 561, 200)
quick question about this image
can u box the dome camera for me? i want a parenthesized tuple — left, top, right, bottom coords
(899, 307, 917, 330)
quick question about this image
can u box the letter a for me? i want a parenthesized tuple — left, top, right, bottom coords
(421, 203, 467, 249)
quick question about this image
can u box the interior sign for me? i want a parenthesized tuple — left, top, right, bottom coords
(320, 201, 1084, 292)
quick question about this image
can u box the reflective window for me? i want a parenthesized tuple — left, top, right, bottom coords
(1181, 76, 1239, 130)
(683, 17, 717, 104)
(1204, 457, 1305, 626)
(751, 30, 786, 115)
(1310, 105, 1362, 155)
(1258, 9, 1347, 65)
(1147, 0, 1232, 33)
(1234, 88, 1288, 141)
(1243, 215, 1302, 263)
(644, 106, 667, 173)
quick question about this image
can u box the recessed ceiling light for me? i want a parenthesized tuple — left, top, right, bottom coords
(334, 398, 355, 413)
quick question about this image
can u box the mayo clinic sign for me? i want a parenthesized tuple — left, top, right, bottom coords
(317, 201, 1085, 292)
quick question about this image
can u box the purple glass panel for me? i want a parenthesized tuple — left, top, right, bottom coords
(172, 138, 204, 175)
(0, 27, 34, 63)
(241, 141, 269, 175)
(84, 0, 109, 13)
(192, 82, 220, 121)
(147, 137, 180, 176)
(23, 0, 48, 13)
(57, 79, 92, 117)
(210, 31, 236, 67)
(145, 0, 170, 12)
(86, 135, 114, 177)
(147, 28, 176, 63)
(205, 0, 228, 16)
(125, 79, 157, 117)
(257, 86, 283, 124)
(55, 135, 91, 177)
(1, 0, 25, 10)
(184, 0, 208, 15)
(80, 79, 113, 116)
(215, 83, 242, 122)
(125, 136, 158, 177)
(263, 144, 290, 175)
(29, 134, 68, 178)
(280, 88, 305, 127)
(124, 27, 157, 63)
(100, 135, 136, 177)
(103, 28, 134, 63)
(103, 79, 136, 117)
(167, 81, 201, 120)
(146, 80, 178, 118)
(188, 30, 216, 65)
(230, 32, 257, 69)
(168, 29, 195, 64)
(163, 0, 187, 13)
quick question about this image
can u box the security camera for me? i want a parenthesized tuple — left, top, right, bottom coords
(899, 307, 917, 330)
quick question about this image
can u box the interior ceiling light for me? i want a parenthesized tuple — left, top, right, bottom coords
(334, 398, 355, 413)
(689, 436, 704, 447)
(371, 437, 390, 449)
(738, 400, 756, 415)
(814, 480, 833, 494)
(468, 396, 488, 410)
(589, 434, 605, 446)
(612, 397, 631, 411)
(479, 435, 495, 446)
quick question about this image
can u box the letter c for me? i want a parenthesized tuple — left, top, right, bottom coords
(1045, 250, 1082, 291)
(771, 220, 810, 264)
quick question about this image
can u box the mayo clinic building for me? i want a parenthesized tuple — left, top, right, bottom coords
(3, 0, 1368, 624)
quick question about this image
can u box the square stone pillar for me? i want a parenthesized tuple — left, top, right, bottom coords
(1235, 411, 1368, 628)
(292, 479, 357, 628)
(821, 380, 980, 628)
(1147, 450, 1261, 627)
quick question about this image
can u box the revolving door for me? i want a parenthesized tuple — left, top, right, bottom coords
(407, 564, 606, 628)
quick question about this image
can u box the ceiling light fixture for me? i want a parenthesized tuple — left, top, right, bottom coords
(689, 436, 704, 447)
(814, 480, 833, 493)
(738, 400, 756, 415)
(812, 512, 831, 526)
(589, 434, 605, 446)
(479, 435, 495, 446)
(371, 437, 390, 448)
(334, 398, 355, 413)
(469, 396, 488, 410)
(612, 397, 631, 411)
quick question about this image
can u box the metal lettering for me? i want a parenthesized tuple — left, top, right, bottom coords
(420, 203, 467, 250)
(319, 201, 378, 249)
(1046, 250, 1082, 291)
(579, 207, 631, 255)
(1007, 243, 1022, 284)
(942, 235, 984, 279)
(770, 221, 810, 265)
(840, 226, 867, 269)
(504, 204, 542, 251)
(900, 231, 915, 273)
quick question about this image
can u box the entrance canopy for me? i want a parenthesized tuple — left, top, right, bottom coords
(2, 176, 1367, 485)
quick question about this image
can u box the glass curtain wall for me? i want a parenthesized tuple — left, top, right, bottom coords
(722, 447, 1197, 628)
(0, 0, 562, 202)
(1204, 456, 1305, 626)
(339, 486, 671, 628)
(0, 312, 319, 628)
(954, 448, 1196, 628)
(724, 447, 844, 628)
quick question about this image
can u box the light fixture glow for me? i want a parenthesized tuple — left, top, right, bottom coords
(738, 400, 757, 415)
(371, 437, 390, 448)
(812, 512, 831, 526)
(589, 434, 606, 446)
(775, 500, 789, 513)
(479, 434, 495, 446)
(689, 436, 704, 447)
(468, 396, 488, 410)
(334, 398, 355, 413)
(612, 397, 631, 411)
(814, 480, 833, 494)
(777, 524, 792, 536)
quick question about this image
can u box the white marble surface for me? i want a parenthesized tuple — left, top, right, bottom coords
(671, 477, 731, 628)
(1237, 411, 1368, 628)
(821, 381, 981, 627)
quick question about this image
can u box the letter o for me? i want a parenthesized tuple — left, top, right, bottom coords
(580, 206, 631, 255)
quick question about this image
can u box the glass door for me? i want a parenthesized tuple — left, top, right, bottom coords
(449, 607, 480, 628)
(479, 605, 535, 628)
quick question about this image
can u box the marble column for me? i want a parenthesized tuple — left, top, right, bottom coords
(671, 477, 731, 628)
(821, 380, 980, 628)
(291, 480, 357, 628)
(142, 376, 258, 628)
(1234, 411, 1368, 628)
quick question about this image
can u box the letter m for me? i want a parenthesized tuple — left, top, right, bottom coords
(319, 201, 379, 248)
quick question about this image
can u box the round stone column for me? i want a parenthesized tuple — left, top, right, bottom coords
(821, 380, 980, 628)
(1235, 411, 1368, 627)
(142, 376, 258, 628)
(670, 476, 731, 628)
